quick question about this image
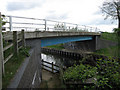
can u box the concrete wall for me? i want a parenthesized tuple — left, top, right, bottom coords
(64, 36, 118, 52)
(96, 38, 118, 50)
(63, 36, 96, 52)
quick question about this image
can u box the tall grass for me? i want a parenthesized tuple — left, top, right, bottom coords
(46, 44, 64, 50)
(95, 32, 119, 58)
(2, 47, 30, 88)
(101, 32, 118, 42)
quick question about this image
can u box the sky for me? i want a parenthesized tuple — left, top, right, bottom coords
(0, 0, 118, 32)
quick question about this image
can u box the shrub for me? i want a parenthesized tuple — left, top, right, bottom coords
(63, 58, 120, 89)
(63, 64, 97, 83)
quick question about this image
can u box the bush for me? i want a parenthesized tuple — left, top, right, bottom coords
(63, 64, 97, 83)
(63, 58, 120, 89)
(96, 58, 120, 89)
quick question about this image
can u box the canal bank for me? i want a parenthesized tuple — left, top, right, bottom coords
(41, 47, 119, 67)
(40, 47, 120, 89)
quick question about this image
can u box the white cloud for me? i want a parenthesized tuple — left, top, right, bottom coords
(0, 0, 118, 32)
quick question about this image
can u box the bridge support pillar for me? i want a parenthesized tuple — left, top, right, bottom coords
(94, 35, 100, 51)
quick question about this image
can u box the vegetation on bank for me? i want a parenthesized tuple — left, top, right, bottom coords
(2, 47, 30, 88)
(63, 58, 120, 89)
(94, 45, 120, 58)
(94, 32, 120, 58)
(46, 43, 64, 50)
(101, 32, 118, 42)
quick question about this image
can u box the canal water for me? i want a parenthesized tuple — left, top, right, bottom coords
(41, 52, 81, 72)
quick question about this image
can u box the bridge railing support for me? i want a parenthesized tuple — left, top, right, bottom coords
(44, 19, 47, 31)
(9, 16, 12, 31)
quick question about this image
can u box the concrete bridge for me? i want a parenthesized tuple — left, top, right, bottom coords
(1, 15, 101, 88)
(4, 31, 100, 48)
(6, 31, 100, 88)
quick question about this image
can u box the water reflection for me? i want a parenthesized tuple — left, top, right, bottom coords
(41, 52, 80, 67)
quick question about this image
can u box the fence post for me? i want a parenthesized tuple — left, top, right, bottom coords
(95, 27, 98, 32)
(9, 16, 12, 31)
(60, 64, 63, 85)
(0, 13, 5, 89)
(76, 24, 78, 31)
(64, 22, 66, 31)
(52, 62, 53, 73)
(13, 31, 18, 56)
(44, 19, 47, 31)
(90, 27, 92, 32)
(21, 29, 26, 48)
(41, 59, 43, 66)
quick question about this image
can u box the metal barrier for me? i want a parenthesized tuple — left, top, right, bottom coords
(2, 15, 100, 32)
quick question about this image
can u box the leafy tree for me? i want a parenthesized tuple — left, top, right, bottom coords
(100, 0, 120, 58)
(0, 14, 6, 27)
(101, 0, 120, 28)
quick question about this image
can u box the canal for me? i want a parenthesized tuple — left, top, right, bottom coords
(41, 52, 81, 72)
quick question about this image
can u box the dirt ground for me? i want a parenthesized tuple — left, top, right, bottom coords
(39, 69, 63, 88)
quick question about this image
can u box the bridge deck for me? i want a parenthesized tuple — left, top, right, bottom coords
(3, 31, 100, 40)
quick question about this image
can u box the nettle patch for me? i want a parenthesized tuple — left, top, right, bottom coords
(63, 58, 120, 89)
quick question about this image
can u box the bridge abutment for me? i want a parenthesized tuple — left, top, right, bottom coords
(63, 35, 100, 52)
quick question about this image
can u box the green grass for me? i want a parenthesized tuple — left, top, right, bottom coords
(46, 44, 64, 50)
(95, 32, 119, 58)
(3, 39, 13, 59)
(94, 45, 119, 58)
(4, 46, 13, 59)
(2, 47, 30, 88)
(101, 32, 118, 42)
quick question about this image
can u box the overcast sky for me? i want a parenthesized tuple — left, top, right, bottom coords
(0, 0, 118, 32)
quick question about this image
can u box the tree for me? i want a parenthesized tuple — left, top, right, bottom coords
(101, 0, 120, 28)
(101, 0, 120, 58)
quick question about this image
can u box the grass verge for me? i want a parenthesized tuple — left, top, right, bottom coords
(46, 44, 64, 50)
(101, 32, 118, 42)
(2, 47, 30, 88)
(94, 45, 120, 58)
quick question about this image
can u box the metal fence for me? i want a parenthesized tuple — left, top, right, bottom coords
(3, 15, 100, 32)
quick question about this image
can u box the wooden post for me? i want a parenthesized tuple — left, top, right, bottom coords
(0, 12, 5, 74)
(0, 12, 4, 89)
(52, 62, 53, 73)
(60, 64, 63, 85)
(21, 29, 26, 48)
(13, 31, 18, 56)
